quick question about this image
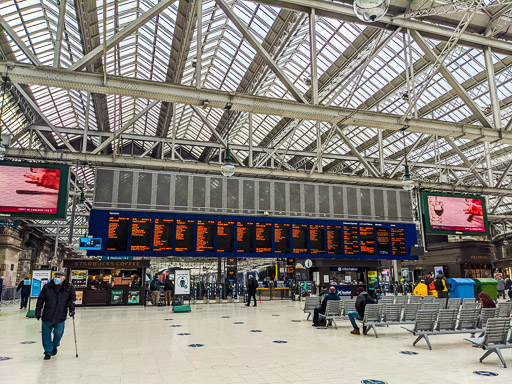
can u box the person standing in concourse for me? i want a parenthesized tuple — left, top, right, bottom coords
(246, 275, 258, 307)
(35, 271, 76, 360)
(16, 277, 31, 309)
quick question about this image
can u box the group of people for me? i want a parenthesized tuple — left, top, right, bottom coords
(497, 277, 512, 300)
(149, 274, 174, 306)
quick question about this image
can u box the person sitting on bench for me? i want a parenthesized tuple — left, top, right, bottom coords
(312, 286, 340, 326)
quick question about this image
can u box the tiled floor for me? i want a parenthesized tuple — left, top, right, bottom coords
(1, 299, 511, 384)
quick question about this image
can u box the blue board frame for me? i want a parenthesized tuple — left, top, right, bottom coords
(88, 209, 418, 260)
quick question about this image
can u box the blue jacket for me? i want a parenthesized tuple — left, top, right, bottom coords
(321, 293, 340, 312)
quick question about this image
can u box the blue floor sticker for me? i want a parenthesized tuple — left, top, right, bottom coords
(221, 316, 230, 318)
(20, 341, 36, 344)
(170, 325, 182, 327)
(0, 357, 12, 361)
(316, 327, 328, 330)
(473, 371, 498, 377)
(273, 340, 287, 344)
(272, 314, 280, 316)
(291, 320, 301, 322)
(234, 322, 244, 324)
(250, 330, 262, 333)
(188, 344, 204, 348)
(399, 351, 418, 355)
(163, 318, 174, 321)
(361, 380, 388, 384)
(177, 333, 191, 336)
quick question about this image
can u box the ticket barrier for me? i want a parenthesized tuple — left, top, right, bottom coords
(204, 282, 212, 304)
(216, 283, 224, 303)
(238, 282, 245, 303)
(191, 282, 198, 304)
(226, 279, 236, 303)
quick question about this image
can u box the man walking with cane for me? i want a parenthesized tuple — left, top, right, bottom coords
(35, 271, 76, 360)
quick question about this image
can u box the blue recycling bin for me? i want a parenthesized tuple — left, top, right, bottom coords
(447, 278, 476, 299)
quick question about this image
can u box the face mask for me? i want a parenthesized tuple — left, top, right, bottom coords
(53, 278, 61, 285)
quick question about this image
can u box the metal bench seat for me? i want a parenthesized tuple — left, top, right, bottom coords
(465, 317, 512, 368)
(303, 296, 321, 320)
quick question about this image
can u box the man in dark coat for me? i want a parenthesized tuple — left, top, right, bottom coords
(35, 271, 76, 360)
(164, 275, 173, 306)
(348, 287, 376, 335)
(16, 277, 31, 309)
(246, 275, 258, 307)
(312, 286, 340, 326)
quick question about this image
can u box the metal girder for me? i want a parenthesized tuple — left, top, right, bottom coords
(252, 0, 512, 56)
(4, 62, 512, 144)
(216, 0, 307, 104)
(444, 136, 488, 186)
(92, 100, 159, 154)
(403, 0, 484, 18)
(7, 147, 512, 197)
(69, 0, 178, 71)
(0, 16, 41, 66)
(337, 129, 379, 177)
(410, 29, 492, 128)
(53, 0, 67, 68)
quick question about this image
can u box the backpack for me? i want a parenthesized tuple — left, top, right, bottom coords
(317, 314, 326, 326)
(434, 279, 444, 291)
(150, 280, 157, 290)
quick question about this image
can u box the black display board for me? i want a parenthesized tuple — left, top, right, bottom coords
(217, 221, 235, 253)
(196, 220, 215, 252)
(153, 218, 173, 252)
(130, 217, 152, 251)
(359, 226, 375, 256)
(107, 216, 129, 251)
(376, 227, 390, 256)
(327, 225, 342, 255)
(175, 219, 194, 252)
(391, 227, 406, 256)
(274, 223, 290, 254)
(292, 224, 308, 254)
(256, 222, 272, 253)
(237, 222, 253, 253)
(310, 224, 325, 254)
(343, 225, 359, 255)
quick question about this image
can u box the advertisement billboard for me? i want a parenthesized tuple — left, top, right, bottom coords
(78, 238, 102, 250)
(30, 270, 52, 298)
(0, 161, 69, 220)
(421, 192, 488, 236)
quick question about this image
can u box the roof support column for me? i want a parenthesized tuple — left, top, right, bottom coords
(484, 46, 501, 187)
(310, 7, 321, 173)
(248, 112, 253, 167)
(53, 0, 67, 68)
(196, 0, 202, 89)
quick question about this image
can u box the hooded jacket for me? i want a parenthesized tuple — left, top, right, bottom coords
(247, 277, 258, 294)
(35, 279, 76, 324)
(355, 291, 375, 317)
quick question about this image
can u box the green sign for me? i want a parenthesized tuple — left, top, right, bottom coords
(111, 290, 123, 304)
(128, 290, 140, 304)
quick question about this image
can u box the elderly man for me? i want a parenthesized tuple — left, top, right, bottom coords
(312, 286, 340, 326)
(35, 271, 76, 360)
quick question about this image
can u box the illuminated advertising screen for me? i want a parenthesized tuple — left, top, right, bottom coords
(237, 222, 253, 253)
(292, 224, 308, 254)
(421, 192, 488, 235)
(107, 216, 129, 251)
(130, 218, 151, 251)
(196, 220, 215, 252)
(0, 161, 69, 219)
(175, 219, 194, 252)
(78, 238, 102, 250)
(217, 221, 235, 252)
(153, 218, 173, 252)
(256, 222, 272, 253)
(274, 223, 290, 254)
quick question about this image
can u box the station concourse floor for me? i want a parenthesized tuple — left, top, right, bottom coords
(1, 299, 511, 384)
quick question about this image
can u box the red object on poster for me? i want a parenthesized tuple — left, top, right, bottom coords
(427, 195, 485, 232)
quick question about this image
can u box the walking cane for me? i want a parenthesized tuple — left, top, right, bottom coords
(72, 315, 78, 358)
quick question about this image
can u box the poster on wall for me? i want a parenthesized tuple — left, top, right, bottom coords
(434, 266, 444, 277)
(175, 270, 190, 295)
(30, 270, 52, 298)
(128, 291, 140, 304)
(75, 291, 84, 305)
(71, 270, 88, 288)
(111, 290, 123, 304)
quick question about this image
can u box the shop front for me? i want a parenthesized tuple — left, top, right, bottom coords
(63, 259, 150, 306)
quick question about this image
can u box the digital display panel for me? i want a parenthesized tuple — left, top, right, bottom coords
(274, 223, 290, 254)
(310, 224, 325, 254)
(391, 227, 406, 257)
(0, 161, 69, 219)
(237, 222, 253, 253)
(78, 238, 102, 250)
(343, 225, 359, 255)
(175, 219, 194, 252)
(359, 226, 375, 256)
(153, 218, 173, 252)
(217, 221, 235, 253)
(292, 224, 308, 254)
(327, 225, 342, 254)
(422, 192, 487, 234)
(130, 218, 151, 251)
(107, 216, 129, 251)
(256, 222, 272, 253)
(376, 228, 390, 256)
(196, 220, 215, 252)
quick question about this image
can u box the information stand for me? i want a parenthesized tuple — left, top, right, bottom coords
(26, 269, 52, 318)
(173, 270, 191, 312)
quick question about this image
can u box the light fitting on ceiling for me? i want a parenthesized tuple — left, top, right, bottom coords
(221, 103, 235, 177)
(353, 0, 390, 22)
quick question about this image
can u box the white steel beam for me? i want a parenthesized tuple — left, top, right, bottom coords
(53, 0, 67, 68)
(69, 0, 178, 71)
(444, 136, 488, 186)
(216, 0, 307, 104)
(4, 62, 512, 144)
(0, 16, 41, 66)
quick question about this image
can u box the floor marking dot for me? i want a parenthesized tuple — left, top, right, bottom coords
(399, 351, 418, 355)
(20, 341, 36, 344)
(188, 344, 204, 348)
(0, 357, 12, 361)
(473, 371, 498, 377)
(273, 340, 287, 344)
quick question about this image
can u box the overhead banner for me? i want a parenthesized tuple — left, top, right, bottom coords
(175, 270, 191, 295)
(30, 269, 52, 298)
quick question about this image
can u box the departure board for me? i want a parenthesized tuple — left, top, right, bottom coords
(292, 224, 308, 254)
(107, 216, 129, 251)
(130, 217, 151, 251)
(391, 227, 406, 256)
(310, 224, 325, 253)
(196, 220, 214, 252)
(153, 218, 173, 252)
(376, 227, 390, 256)
(217, 221, 235, 253)
(237, 222, 254, 253)
(256, 222, 272, 253)
(359, 226, 375, 256)
(343, 225, 359, 255)
(327, 225, 342, 254)
(274, 223, 290, 254)
(175, 219, 194, 252)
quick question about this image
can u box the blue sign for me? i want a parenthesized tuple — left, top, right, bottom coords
(79, 238, 102, 250)
(0, 221, 18, 227)
(335, 286, 353, 296)
(330, 267, 366, 272)
(101, 256, 133, 261)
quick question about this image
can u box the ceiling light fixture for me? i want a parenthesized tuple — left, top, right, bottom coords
(353, 0, 390, 22)
(221, 103, 235, 177)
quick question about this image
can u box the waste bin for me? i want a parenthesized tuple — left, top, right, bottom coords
(472, 278, 498, 300)
(447, 278, 475, 299)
